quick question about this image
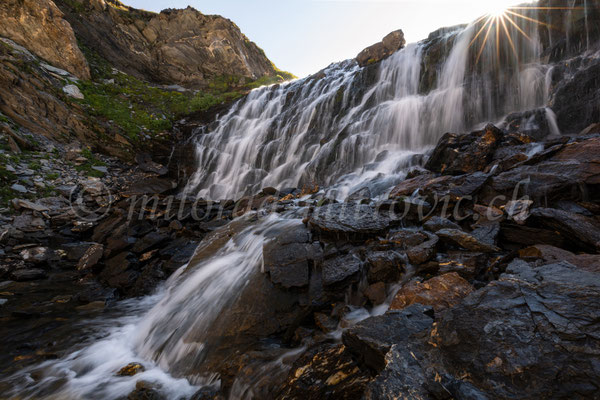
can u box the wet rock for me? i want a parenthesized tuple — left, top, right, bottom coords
(366, 251, 403, 283)
(387, 229, 428, 248)
(190, 387, 224, 400)
(519, 244, 600, 273)
(425, 124, 504, 175)
(132, 231, 169, 254)
(117, 362, 145, 376)
(527, 208, 600, 252)
(390, 272, 474, 313)
(431, 261, 600, 398)
(77, 243, 104, 271)
(423, 216, 461, 232)
(389, 172, 489, 203)
(321, 253, 361, 286)
(470, 221, 500, 247)
(438, 251, 487, 280)
(345, 187, 372, 203)
(314, 312, 338, 333)
(364, 282, 386, 305)
(406, 232, 439, 265)
(11, 268, 47, 281)
(308, 203, 392, 240)
(356, 29, 405, 67)
(437, 228, 500, 252)
(100, 252, 138, 291)
(342, 304, 433, 372)
(127, 381, 165, 400)
(280, 344, 371, 399)
(263, 223, 322, 288)
(490, 137, 600, 202)
(76, 300, 106, 311)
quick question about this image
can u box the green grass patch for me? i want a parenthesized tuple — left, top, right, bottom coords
(77, 72, 246, 140)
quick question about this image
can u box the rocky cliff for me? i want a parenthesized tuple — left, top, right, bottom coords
(54, 0, 283, 88)
(0, 0, 293, 162)
(0, 0, 90, 79)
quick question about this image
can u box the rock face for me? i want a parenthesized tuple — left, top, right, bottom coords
(431, 261, 600, 398)
(55, 0, 280, 87)
(0, 0, 90, 79)
(356, 30, 405, 67)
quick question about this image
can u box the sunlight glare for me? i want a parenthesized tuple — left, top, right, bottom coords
(487, 3, 508, 17)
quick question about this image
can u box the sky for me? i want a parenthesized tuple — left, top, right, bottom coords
(125, 0, 530, 78)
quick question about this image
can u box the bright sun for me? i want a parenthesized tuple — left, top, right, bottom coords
(487, 4, 509, 17)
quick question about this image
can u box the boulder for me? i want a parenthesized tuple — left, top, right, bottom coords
(425, 124, 504, 175)
(263, 223, 322, 288)
(308, 203, 392, 240)
(390, 272, 474, 313)
(356, 30, 405, 67)
(342, 304, 433, 372)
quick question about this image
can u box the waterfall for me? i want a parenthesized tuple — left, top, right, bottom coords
(4, 4, 597, 400)
(184, 14, 556, 202)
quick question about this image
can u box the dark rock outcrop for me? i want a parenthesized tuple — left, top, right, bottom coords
(356, 30, 405, 67)
(342, 304, 434, 372)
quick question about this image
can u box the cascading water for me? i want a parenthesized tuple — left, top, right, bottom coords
(3, 212, 306, 399)
(3, 2, 598, 399)
(183, 8, 558, 201)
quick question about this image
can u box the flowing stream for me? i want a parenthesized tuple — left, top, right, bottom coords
(3, 4, 597, 399)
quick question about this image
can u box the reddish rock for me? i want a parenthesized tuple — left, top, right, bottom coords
(390, 272, 473, 312)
